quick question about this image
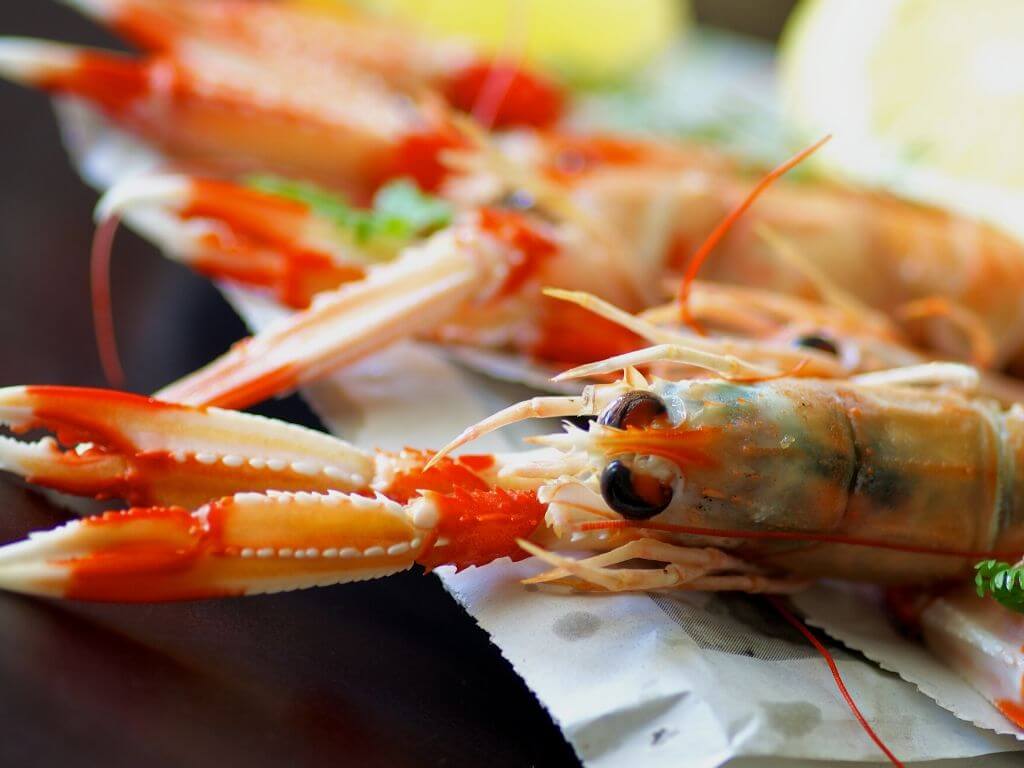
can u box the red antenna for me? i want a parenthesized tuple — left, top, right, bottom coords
(91, 213, 126, 388)
(678, 134, 832, 333)
(577, 519, 1019, 560)
(769, 597, 904, 767)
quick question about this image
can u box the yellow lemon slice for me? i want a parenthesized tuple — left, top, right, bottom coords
(780, 0, 1024, 236)
(296, 0, 689, 85)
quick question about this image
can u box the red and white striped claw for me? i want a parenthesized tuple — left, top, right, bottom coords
(58, 0, 565, 129)
(0, 386, 374, 509)
(154, 225, 505, 409)
(0, 491, 429, 601)
(0, 36, 452, 196)
(0, 451, 547, 602)
(97, 175, 368, 309)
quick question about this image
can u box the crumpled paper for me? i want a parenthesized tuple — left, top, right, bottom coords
(794, 583, 1024, 740)
(52, 41, 1024, 764)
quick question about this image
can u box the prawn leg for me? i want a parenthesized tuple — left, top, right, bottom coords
(518, 538, 805, 594)
(154, 226, 502, 408)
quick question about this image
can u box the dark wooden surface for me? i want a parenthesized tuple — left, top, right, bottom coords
(0, 4, 580, 767)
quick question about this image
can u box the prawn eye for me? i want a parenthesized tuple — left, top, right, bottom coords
(794, 333, 839, 356)
(598, 391, 667, 430)
(600, 459, 673, 519)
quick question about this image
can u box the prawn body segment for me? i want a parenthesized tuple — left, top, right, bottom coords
(698, 184, 1024, 367)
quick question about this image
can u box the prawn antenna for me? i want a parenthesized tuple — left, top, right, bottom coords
(91, 212, 126, 388)
(678, 134, 832, 333)
(769, 597, 904, 767)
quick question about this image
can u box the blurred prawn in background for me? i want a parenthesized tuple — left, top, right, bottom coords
(296, 0, 690, 84)
(302, 0, 1024, 238)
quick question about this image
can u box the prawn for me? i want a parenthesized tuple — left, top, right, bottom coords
(0, 353, 1021, 728)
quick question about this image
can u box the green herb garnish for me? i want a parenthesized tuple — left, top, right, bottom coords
(975, 560, 1024, 613)
(371, 180, 454, 237)
(245, 175, 453, 246)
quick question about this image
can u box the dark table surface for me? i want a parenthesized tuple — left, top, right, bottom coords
(0, 5, 580, 767)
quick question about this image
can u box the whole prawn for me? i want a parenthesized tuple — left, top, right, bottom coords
(74, 130, 1024, 413)
(0, 357, 1021, 738)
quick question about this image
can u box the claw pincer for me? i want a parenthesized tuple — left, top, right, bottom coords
(0, 386, 373, 508)
(0, 36, 451, 197)
(0, 387, 547, 601)
(0, 492, 430, 601)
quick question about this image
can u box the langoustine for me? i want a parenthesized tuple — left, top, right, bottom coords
(67, 113, 1022, 410)
(91, 168, 1024, 410)
(0, 356, 1023, 726)
(0, 364, 1019, 593)
(3, 0, 1024, 372)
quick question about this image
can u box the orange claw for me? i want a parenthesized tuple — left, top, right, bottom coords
(97, 175, 368, 309)
(0, 440, 549, 601)
(0, 386, 374, 509)
(0, 486, 550, 602)
(64, 0, 564, 129)
(153, 225, 499, 409)
(0, 491, 429, 601)
(0, 37, 440, 198)
(0, 380, 559, 602)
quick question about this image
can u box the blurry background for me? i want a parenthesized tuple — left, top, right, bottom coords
(693, 0, 797, 39)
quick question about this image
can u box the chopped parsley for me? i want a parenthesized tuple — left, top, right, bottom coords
(245, 175, 453, 246)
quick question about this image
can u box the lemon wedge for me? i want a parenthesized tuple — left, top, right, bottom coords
(295, 0, 688, 85)
(780, 0, 1024, 236)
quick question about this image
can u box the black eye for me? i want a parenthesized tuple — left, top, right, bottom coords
(600, 459, 673, 519)
(794, 333, 839, 356)
(598, 391, 667, 430)
(498, 189, 535, 210)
